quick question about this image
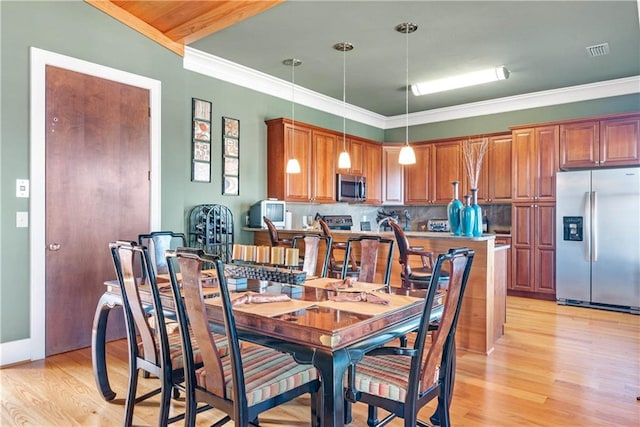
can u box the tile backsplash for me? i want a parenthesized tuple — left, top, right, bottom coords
(283, 202, 511, 233)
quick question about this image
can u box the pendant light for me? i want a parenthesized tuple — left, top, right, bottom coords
(283, 58, 302, 174)
(334, 42, 353, 170)
(396, 22, 417, 165)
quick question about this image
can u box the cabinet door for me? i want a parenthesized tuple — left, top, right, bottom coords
(486, 134, 512, 203)
(535, 125, 559, 201)
(535, 203, 556, 294)
(344, 137, 364, 175)
(511, 204, 534, 291)
(382, 146, 404, 204)
(463, 137, 489, 202)
(404, 144, 432, 205)
(284, 124, 312, 202)
(600, 115, 640, 167)
(495, 236, 512, 289)
(511, 128, 535, 201)
(363, 141, 382, 205)
(559, 121, 599, 169)
(311, 130, 337, 203)
(433, 140, 464, 204)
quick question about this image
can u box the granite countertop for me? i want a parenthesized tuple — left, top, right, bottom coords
(243, 227, 497, 241)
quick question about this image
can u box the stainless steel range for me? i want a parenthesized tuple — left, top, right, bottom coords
(319, 214, 353, 230)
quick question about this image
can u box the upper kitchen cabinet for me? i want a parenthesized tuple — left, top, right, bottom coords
(559, 113, 640, 169)
(266, 118, 336, 203)
(382, 145, 404, 205)
(404, 143, 433, 205)
(336, 136, 365, 176)
(362, 141, 382, 205)
(485, 134, 512, 203)
(512, 125, 559, 202)
(432, 140, 466, 205)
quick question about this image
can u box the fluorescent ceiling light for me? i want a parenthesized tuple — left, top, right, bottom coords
(412, 66, 510, 96)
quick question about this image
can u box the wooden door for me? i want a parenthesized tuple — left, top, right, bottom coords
(511, 204, 534, 292)
(559, 121, 599, 169)
(535, 125, 559, 201)
(346, 137, 364, 175)
(284, 123, 312, 202)
(311, 129, 337, 203)
(511, 128, 535, 201)
(404, 144, 432, 205)
(534, 203, 556, 294)
(433, 140, 464, 204)
(464, 137, 489, 202)
(45, 66, 150, 355)
(486, 134, 512, 203)
(600, 115, 640, 166)
(363, 142, 382, 205)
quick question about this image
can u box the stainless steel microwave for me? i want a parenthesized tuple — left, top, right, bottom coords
(336, 174, 366, 203)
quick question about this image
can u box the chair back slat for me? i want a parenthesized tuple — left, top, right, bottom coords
(138, 231, 186, 274)
(343, 236, 395, 288)
(292, 234, 332, 278)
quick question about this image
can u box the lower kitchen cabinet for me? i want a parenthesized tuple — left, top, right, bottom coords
(494, 235, 511, 289)
(510, 202, 556, 299)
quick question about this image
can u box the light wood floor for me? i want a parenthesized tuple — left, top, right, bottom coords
(2, 297, 639, 426)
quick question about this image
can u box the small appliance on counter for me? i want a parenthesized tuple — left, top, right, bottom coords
(249, 199, 286, 229)
(318, 214, 353, 230)
(426, 219, 450, 232)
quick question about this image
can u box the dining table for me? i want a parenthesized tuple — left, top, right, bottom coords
(92, 271, 444, 427)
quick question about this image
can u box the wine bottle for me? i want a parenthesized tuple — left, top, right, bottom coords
(482, 213, 489, 233)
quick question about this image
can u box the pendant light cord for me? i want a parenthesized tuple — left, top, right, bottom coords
(291, 61, 295, 132)
(405, 25, 409, 146)
(342, 46, 347, 150)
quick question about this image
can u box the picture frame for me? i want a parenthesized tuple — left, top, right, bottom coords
(191, 98, 212, 182)
(222, 116, 240, 195)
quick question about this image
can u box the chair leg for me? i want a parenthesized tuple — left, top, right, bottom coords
(158, 374, 171, 427)
(430, 342, 456, 426)
(366, 405, 378, 427)
(124, 365, 139, 427)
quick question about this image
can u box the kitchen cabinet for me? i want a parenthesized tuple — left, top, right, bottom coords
(512, 125, 558, 202)
(485, 134, 512, 203)
(362, 141, 382, 205)
(559, 114, 640, 169)
(510, 202, 556, 298)
(337, 136, 365, 175)
(266, 118, 336, 203)
(494, 235, 512, 290)
(382, 145, 404, 204)
(404, 144, 433, 205)
(432, 140, 465, 204)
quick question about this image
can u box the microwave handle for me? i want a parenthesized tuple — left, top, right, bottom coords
(358, 179, 366, 200)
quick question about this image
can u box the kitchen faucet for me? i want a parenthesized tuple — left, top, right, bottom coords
(376, 217, 394, 232)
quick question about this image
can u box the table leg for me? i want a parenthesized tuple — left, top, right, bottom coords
(91, 292, 122, 401)
(312, 348, 350, 427)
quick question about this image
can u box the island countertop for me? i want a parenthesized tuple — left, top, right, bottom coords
(247, 227, 505, 355)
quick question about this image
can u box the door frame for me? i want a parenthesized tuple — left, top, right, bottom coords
(29, 47, 161, 360)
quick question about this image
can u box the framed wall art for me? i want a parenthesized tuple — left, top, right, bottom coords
(222, 116, 239, 195)
(191, 98, 212, 182)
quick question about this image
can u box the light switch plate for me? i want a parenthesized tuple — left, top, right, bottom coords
(16, 179, 29, 198)
(16, 211, 29, 228)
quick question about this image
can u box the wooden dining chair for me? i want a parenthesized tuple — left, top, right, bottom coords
(263, 216, 292, 247)
(138, 231, 187, 275)
(291, 233, 332, 278)
(344, 247, 474, 427)
(389, 220, 449, 290)
(166, 248, 321, 427)
(341, 235, 395, 290)
(109, 240, 221, 427)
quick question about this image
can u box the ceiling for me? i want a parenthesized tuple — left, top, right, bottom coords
(89, 1, 640, 119)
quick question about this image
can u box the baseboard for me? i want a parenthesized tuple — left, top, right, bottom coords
(0, 338, 33, 367)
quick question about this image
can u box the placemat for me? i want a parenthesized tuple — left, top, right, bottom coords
(315, 293, 422, 316)
(205, 295, 317, 317)
(303, 277, 387, 292)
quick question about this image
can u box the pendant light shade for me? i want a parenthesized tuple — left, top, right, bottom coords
(396, 22, 417, 165)
(283, 58, 302, 174)
(334, 42, 353, 170)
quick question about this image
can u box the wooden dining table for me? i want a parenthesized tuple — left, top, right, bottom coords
(91, 273, 443, 427)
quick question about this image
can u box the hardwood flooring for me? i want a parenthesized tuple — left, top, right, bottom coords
(2, 297, 639, 426)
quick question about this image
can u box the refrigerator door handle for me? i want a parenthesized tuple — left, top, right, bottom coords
(592, 191, 598, 262)
(584, 191, 591, 262)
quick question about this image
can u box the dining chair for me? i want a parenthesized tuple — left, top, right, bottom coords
(389, 220, 449, 290)
(291, 233, 332, 278)
(109, 240, 224, 427)
(138, 231, 187, 275)
(166, 248, 321, 427)
(263, 216, 292, 247)
(341, 235, 395, 290)
(318, 218, 358, 279)
(344, 247, 475, 427)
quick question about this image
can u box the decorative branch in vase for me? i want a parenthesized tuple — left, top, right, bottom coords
(462, 139, 489, 236)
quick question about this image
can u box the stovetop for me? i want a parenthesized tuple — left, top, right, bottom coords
(320, 214, 353, 230)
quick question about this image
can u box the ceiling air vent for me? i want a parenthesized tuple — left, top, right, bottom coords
(586, 43, 610, 57)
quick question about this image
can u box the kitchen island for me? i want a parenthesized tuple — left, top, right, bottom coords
(248, 227, 507, 355)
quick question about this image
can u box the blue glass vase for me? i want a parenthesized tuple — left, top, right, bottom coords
(447, 181, 463, 236)
(461, 194, 475, 237)
(471, 188, 483, 237)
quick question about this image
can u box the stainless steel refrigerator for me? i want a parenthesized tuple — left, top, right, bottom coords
(556, 167, 640, 313)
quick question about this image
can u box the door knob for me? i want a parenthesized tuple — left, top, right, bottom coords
(48, 243, 61, 251)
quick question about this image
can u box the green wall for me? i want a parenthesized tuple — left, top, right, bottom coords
(0, 1, 638, 345)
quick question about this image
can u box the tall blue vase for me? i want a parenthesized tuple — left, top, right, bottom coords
(471, 188, 483, 237)
(447, 181, 463, 236)
(460, 194, 475, 237)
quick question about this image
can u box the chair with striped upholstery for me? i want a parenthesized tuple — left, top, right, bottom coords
(166, 248, 321, 426)
(110, 241, 229, 426)
(345, 247, 474, 427)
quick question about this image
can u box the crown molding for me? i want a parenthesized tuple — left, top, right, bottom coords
(185, 47, 639, 131)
